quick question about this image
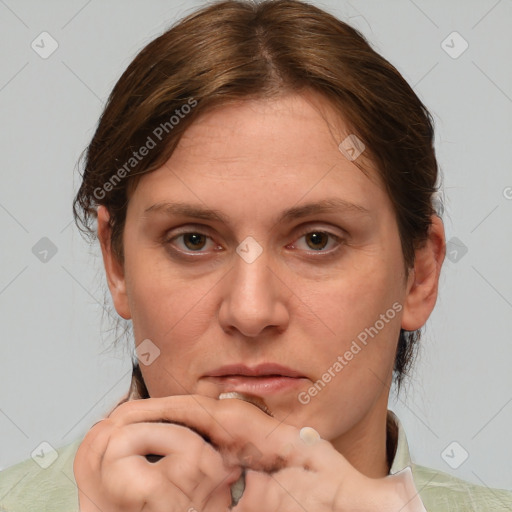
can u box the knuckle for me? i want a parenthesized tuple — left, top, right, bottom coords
(77, 418, 113, 454)
(107, 398, 139, 421)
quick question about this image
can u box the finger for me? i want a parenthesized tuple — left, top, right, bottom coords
(104, 421, 215, 460)
(103, 421, 242, 483)
(74, 416, 239, 512)
(100, 422, 241, 509)
(155, 455, 240, 511)
(109, 397, 215, 443)
(233, 469, 301, 512)
(108, 395, 346, 473)
(74, 419, 116, 477)
(234, 467, 336, 512)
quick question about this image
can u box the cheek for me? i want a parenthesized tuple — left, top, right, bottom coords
(313, 262, 400, 338)
(126, 265, 212, 396)
(297, 275, 402, 438)
(124, 248, 220, 361)
(123, 240, 186, 328)
(303, 251, 404, 399)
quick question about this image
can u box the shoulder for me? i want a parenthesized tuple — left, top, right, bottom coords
(412, 462, 512, 511)
(0, 438, 82, 512)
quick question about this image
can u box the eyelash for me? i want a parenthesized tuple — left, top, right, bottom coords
(163, 226, 344, 259)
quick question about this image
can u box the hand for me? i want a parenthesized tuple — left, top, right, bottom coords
(101, 394, 424, 511)
(73, 397, 242, 512)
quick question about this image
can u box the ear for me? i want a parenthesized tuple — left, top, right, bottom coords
(401, 215, 446, 331)
(97, 205, 131, 320)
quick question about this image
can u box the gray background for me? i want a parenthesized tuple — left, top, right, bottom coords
(0, 0, 511, 493)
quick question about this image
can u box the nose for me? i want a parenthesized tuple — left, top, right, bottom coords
(217, 245, 290, 339)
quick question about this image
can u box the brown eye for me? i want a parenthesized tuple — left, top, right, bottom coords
(305, 232, 329, 251)
(289, 228, 343, 256)
(182, 233, 208, 251)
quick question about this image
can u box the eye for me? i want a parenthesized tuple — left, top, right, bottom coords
(289, 229, 343, 253)
(163, 226, 344, 257)
(165, 231, 218, 253)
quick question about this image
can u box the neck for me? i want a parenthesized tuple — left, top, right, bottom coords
(331, 389, 394, 479)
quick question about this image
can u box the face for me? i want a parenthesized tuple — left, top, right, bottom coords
(99, 91, 443, 451)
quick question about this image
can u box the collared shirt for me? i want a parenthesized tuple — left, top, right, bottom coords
(387, 411, 512, 511)
(1, 409, 511, 511)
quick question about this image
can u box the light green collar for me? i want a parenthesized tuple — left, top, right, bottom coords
(388, 409, 413, 475)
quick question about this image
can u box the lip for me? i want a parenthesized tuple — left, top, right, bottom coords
(204, 363, 307, 396)
(205, 363, 305, 378)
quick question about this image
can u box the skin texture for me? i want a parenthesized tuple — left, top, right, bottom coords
(74, 91, 445, 511)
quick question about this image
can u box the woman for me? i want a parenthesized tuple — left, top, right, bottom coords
(1, 0, 510, 510)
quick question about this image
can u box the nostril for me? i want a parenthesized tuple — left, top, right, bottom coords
(145, 453, 163, 463)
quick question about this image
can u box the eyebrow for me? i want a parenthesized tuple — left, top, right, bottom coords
(143, 197, 371, 224)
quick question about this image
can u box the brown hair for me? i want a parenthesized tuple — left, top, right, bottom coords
(73, 0, 440, 395)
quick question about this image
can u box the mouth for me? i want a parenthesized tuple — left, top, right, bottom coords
(204, 363, 308, 396)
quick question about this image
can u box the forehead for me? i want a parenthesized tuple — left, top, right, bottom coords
(127, 92, 388, 220)
(175, 92, 374, 172)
